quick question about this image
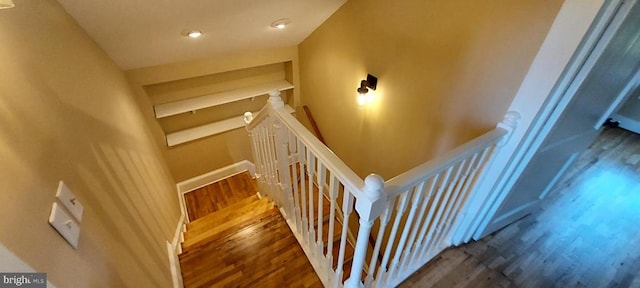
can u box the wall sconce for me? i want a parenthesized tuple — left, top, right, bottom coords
(0, 0, 15, 9)
(357, 74, 378, 106)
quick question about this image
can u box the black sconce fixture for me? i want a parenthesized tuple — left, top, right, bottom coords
(357, 74, 378, 106)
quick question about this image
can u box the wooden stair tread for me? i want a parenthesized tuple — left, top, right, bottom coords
(182, 200, 276, 251)
(179, 209, 283, 260)
(184, 195, 268, 238)
(186, 195, 258, 230)
(179, 205, 322, 287)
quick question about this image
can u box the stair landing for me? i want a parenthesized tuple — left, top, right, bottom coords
(179, 172, 322, 288)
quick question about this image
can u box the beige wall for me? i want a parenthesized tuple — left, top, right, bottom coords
(0, 1, 180, 287)
(126, 47, 299, 182)
(299, 0, 563, 179)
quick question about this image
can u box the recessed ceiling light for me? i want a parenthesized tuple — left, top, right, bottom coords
(187, 30, 202, 38)
(271, 18, 291, 30)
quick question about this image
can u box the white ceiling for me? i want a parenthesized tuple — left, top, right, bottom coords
(56, 0, 346, 70)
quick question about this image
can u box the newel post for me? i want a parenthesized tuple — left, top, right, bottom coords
(268, 90, 284, 109)
(496, 111, 520, 146)
(346, 174, 387, 288)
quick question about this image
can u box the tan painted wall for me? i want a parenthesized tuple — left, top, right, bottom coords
(299, 0, 563, 179)
(126, 47, 299, 182)
(0, 1, 180, 287)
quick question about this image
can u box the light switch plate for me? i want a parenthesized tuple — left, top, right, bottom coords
(56, 181, 83, 222)
(48, 202, 80, 249)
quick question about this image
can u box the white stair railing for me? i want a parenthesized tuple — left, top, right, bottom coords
(244, 91, 518, 287)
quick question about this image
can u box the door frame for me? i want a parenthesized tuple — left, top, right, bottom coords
(471, 0, 637, 240)
(452, 0, 632, 243)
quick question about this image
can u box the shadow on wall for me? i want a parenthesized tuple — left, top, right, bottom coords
(0, 70, 179, 287)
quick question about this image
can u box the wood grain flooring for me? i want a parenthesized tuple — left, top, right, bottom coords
(184, 172, 258, 221)
(180, 172, 322, 288)
(401, 127, 640, 288)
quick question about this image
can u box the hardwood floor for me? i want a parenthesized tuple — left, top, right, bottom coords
(184, 172, 258, 221)
(402, 127, 640, 288)
(180, 172, 322, 288)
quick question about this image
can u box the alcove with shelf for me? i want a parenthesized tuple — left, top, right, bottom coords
(144, 61, 296, 147)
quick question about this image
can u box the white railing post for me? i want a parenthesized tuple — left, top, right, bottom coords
(267, 90, 285, 109)
(273, 116, 295, 219)
(345, 174, 387, 288)
(244, 111, 265, 196)
(450, 110, 520, 244)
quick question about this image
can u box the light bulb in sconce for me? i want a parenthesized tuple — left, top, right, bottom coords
(357, 93, 367, 106)
(356, 74, 378, 106)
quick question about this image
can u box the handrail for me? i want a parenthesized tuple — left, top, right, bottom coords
(272, 106, 365, 198)
(384, 128, 508, 197)
(243, 90, 518, 288)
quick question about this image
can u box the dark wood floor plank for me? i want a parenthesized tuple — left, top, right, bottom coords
(402, 127, 640, 288)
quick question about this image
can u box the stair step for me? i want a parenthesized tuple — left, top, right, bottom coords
(184, 195, 267, 239)
(179, 209, 283, 260)
(181, 200, 276, 251)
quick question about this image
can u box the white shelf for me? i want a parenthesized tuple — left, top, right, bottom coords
(154, 80, 294, 118)
(166, 105, 295, 147)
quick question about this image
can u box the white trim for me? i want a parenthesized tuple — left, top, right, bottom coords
(166, 241, 183, 288)
(166, 105, 294, 147)
(176, 160, 257, 194)
(171, 214, 186, 254)
(469, 0, 618, 240)
(613, 113, 640, 134)
(154, 80, 293, 118)
(595, 69, 640, 130)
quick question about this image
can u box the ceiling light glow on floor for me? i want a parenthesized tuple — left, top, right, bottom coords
(271, 18, 291, 30)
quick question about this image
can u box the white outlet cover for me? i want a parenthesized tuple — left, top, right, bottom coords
(49, 202, 80, 249)
(56, 181, 83, 222)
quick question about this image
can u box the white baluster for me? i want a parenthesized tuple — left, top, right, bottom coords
(291, 137, 302, 233)
(317, 163, 327, 255)
(298, 141, 309, 244)
(410, 169, 452, 269)
(307, 151, 316, 249)
(365, 198, 395, 288)
(386, 181, 428, 282)
(421, 161, 466, 260)
(335, 191, 354, 288)
(326, 176, 338, 274)
(377, 192, 410, 286)
(273, 118, 294, 219)
(346, 174, 387, 288)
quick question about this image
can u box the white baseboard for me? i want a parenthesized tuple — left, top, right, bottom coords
(166, 240, 183, 288)
(176, 160, 256, 194)
(167, 212, 186, 288)
(613, 113, 640, 134)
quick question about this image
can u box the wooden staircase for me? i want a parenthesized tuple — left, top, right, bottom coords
(178, 172, 366, 287)
(179, 193, 321, 287)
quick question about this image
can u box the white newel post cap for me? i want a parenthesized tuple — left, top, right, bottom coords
(268, 90, 284, 108)
(243, 112, 253, 124)
(498, 111, 520, 130)
(497, 110, 521, 146)
(356, 174, 387, 222)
